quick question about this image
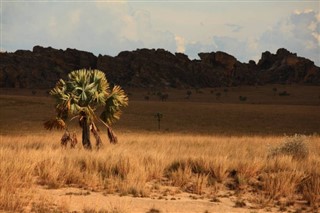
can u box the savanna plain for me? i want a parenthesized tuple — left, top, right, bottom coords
(0, 85, 320, 213)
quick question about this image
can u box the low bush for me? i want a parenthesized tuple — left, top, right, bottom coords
(268, 134, 309, 160)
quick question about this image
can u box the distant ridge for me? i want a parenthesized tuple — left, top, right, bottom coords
(0, 46, 319, 89)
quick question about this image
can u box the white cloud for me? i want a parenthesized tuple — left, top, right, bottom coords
(225, 23, 243, 33)
(183, 9, 320, 65)
(185, 42, 215, 59)
(259, 9, 319, 64)
(308, 21, 317, 31)
(2, 2, 319, 66)
(312, 32, 320, 46)
(2, 1, 178, 55)
(120, 14, 138, 41)
(294, 9, 314, 15)
(175, 35, 185, 53)
(69, 9, 81, 26)
(317, 12, 320, 22)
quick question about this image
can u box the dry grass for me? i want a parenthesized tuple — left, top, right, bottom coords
(0, 85, 319, 212)
(0, 133, 319, 211)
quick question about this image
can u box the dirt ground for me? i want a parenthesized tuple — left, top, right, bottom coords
(30, 186, 279, 213)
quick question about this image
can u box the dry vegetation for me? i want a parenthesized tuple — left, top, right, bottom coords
(0, 85, 319, 212)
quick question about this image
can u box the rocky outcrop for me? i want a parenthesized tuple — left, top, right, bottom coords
(0, 46, 96, 88)
(257, 48, 320, 84)
(0, 46, 319, 89)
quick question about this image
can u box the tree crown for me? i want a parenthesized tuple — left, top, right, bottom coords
(45, 69, 128, 130)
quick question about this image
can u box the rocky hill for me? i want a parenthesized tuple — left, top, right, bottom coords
(0, 46, 319, 89)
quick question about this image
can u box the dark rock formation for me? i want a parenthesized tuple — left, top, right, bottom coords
(0, 46, 319, 89)
(0, 46, 96, 88)
(257, 48, 320, 84)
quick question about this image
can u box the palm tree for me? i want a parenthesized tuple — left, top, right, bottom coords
(44, 69, 128, 149)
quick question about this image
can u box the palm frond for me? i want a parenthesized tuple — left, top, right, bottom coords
(50, 79, 69, 102)
(66, 69, 110, 107)
(93, 70, 109, 92)
(69, 102, 81, 116)
(107, 126, 118, 144)
(93, 91, 107, 106)
(110, 85, 129, 107)
(100, 85, 128, 125)
(97, 116, 118, 144)
(91, 122, 103, 148)
(44, 117, 66, 130)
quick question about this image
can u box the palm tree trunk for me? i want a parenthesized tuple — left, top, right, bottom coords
(79, 113, 92, 149)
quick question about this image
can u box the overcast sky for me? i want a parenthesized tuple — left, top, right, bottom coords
(1, 0, 319, 65)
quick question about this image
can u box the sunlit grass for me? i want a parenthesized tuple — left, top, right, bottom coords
(0, 133, 319, 211)
(0, 86, 319, 211)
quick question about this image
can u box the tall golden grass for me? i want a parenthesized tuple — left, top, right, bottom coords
(0, 85, 319, 212)
(0, 133, 319, 211)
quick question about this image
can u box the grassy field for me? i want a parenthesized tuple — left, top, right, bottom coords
(0, 85, 319, 212)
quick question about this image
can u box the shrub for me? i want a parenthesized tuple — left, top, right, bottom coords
(279, 91, 290, 96)
(239, 96, 247, 101)
(268, 134, 309, 160)
(157, 92, 168, 101)
(215, 92, 221, 100)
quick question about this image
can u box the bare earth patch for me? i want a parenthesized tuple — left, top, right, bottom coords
(32, 186, 265, 213)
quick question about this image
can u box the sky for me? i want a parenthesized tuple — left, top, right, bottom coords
(1, 0, 320, 65)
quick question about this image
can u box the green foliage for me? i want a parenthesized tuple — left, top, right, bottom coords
(100, 85, 128, 125)
(45, 69, 128, 145)
(268, 134, 309, 159)
(49, 69, 128, 126)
